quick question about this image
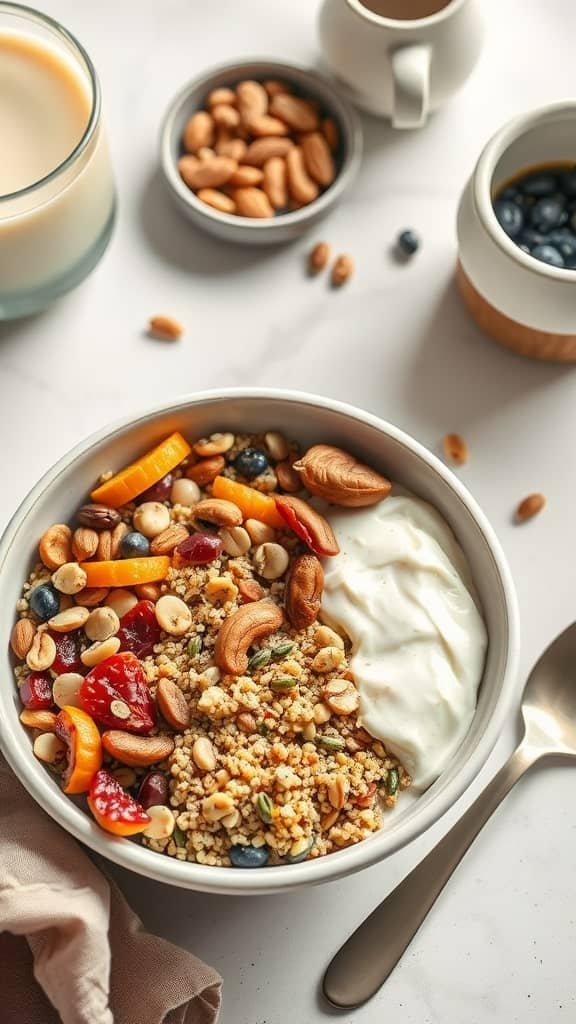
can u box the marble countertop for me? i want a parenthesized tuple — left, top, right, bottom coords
(2, 1, 576, 1021)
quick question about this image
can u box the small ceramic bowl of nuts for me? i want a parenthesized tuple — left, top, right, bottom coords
(160, 59, 362, 244)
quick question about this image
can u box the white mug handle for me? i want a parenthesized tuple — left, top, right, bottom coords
(390, 44, 431, 129)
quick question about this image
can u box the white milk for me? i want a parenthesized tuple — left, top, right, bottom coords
(0, 29, 115, 314)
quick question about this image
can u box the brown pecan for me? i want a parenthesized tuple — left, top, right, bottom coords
(101, 731, 175, 767)
(150, 524, 189, 556)
(156, 678, 190, 731)
(275, 495, 339, 556)
(77, 504, 121, 530)
(285, 554, 324, 630)
(214, 600, 283, 675)
(72, 527, 99, 561)
(293, 445, 391, 507)
(38, 524, 73, 570)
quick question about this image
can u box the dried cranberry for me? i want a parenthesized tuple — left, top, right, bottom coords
(80, 652, 156, 734)
(88, 769, 150, 835)
(20, 672, 53, 710)
(50, 630, 83, 674)
(137, 473, 174, 503)
(138, 771, 169, 809)
(116, 600, 161, 658)
(176, 532, 223, 565)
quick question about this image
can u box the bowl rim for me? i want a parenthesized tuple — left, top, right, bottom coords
(0, 388, 520, 894)
(159, 58, 363, 233)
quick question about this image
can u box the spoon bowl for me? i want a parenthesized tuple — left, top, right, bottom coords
(521, 622, 576, 757)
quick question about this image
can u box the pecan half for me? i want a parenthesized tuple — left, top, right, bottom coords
(275, 495, 339, 556)
(214, 600, 283, 675)
(285, 554, 324, 630)
(293, 445, 391, 507)
(150, 523, 189, 555)
(78, 504, 121, 530)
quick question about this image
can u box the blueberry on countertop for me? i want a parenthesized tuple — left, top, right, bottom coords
(397, 229, 420, 256)
(29, 583, 60, 621)
(494, 199, 523, 238)
(120, 531, 151, 558)
(234, 448, 269, 480)
(531, 244, 565, 268)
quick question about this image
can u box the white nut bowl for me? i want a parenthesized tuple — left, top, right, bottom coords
(0, 390, 519, 895)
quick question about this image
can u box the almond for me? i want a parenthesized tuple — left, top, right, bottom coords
(148, 315, 184, 342)
(275, 495, 339, 556)
(286, 146, 319, 206)
(238, 578, 265, 603)
(293, 444, 391, 507)
(110, 522, 129, 559)
(39, 524, 73, 570)
(211, 104, 240, 129)
(10, 618, 35, 660)
(178, 155, 236, 191)
(72, 527, 99, 561)
(308, 241, 331, 274)
(245, 114, 289, 138)
(214, 600, 283, 675)
(322, 117, 339, 151)
(243, 137, 294, 167)
(183, 110, 214, 153)
(443, 433, 468, 466)
(263, 79, 292, 98)
(102, 731, 175, 767)
(215, 137, 247, 161)
(150, 524, 189, 556)
(234, 187, 274, 218)
(236, 80, 268, 121)
(331, 254, 354, 286)
(207, 87, 237, 108)
(192, 498, 242, 528)
(186, 456, 225, 486)
(96, 530, 112, 561)
(228, 165, 264, 187)
(301, 132, 335, 187)
(285, 554, 324, 630)
(197, 188, 236, 214)
(516, 493, 546, 523)
(270, 93, 319, 132)
(157, 678, 190, 731)
(262, 156, 288, 210)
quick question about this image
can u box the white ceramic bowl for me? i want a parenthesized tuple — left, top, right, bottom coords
(160, 59, 362, 245)
(0, 390, 519, 894)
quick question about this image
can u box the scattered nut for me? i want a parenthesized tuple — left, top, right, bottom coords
(276, 459, 301, 492)
(102, 731, 175, 767)
(293, 445, 391, 507)
(48, 606, 90, 633)
(193, 432, 235, 457)
(74, 587, 110, 608)
(143, 805, 175, 840)
(157, 678, 191, 730)
(192, 498, 243, 528)
(264, 431, 290, 462)
(443, 433, 468, 466)
(33, 732, 66, 764)
(150, 524, 189, 556)
(244, 518, 276, 546)
(81, 635, 121, 667)
(105, 589, 137, 618)
(52, 672, 84, 709)
(238, 578, 265, 603)
(39, 524, 73, 570)
(186, 456, 225, 486)
(96, 530, 112, 561)
(110, 522, 129, 559)
(10, 618, 36, 659)
(308, 241, 331, 274)
(516, 493, 546, 523)
(155, 595, 193, 636)
(313, 646, 345, 673)
(214, 600, 284, 675)
(192, 736, 217, 771)
(220, 525, 251, 557)
(322, 677, 359, 715)
(236, 711, 257, 734)
(315, 624, 345, 650)
(202, 791, 235, 822)
(327, 774, 350, 810)
(26, 631, 56, 671)
(52, 562, 87, 595)
(85, 606, 120, 642)
(313, 702, 332, 725)
(133, 502, 171, 539)
(253, 542, 290, 580)
(135, 583, 161, 602)
(170, 477, 201, 506)
(147, 315, 184, 341)
(331, 254, 354, 287)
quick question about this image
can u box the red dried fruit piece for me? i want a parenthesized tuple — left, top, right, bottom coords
(176, 532, 223, 565)
(19, 672, 53, 710)
(354, 781, 377, 808)
(88, 768, 150, 836)
(137, 472, 174, 504)
(80, 652, 156, 734)
(49, 630, 83, 673)
(116, 599, 161, 658)
(274, 495, 339, 557)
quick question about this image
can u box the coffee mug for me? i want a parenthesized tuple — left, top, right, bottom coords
(318, 0, 484, 128)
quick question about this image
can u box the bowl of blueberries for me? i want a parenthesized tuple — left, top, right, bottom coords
(456, 101, 576, 362)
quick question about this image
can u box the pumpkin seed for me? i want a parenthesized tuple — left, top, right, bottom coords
(257, 792, 274, 824)
(316, 734, 345, 752)
(386, 768, 399, 796)
(173, 825, 187, 847)
(272, 640, 295, 658)
(187, 636, 202, 658)
(270, 676, 298, 692)
(257, 722, 270, 736)
(248, 648, 272, 671)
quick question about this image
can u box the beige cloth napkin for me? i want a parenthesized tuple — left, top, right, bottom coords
(0, 757, 222, 1024)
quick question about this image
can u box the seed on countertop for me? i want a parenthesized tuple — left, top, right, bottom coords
(148, 315, 184, 341)
(397, 229, 420, 256)
(442, 433, 468, 466)
(515, 493, 546, 523)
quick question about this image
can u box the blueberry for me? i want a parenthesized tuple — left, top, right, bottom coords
(233, 448, 269, 480)
(120, 531, 150, 558)
(530, 196, 566, 232)
(397, 229, 420, 256)
(229, 844, 269, 868)
(520, 173, 558, 196)
(562, 168, 576, 196)
(518, 228, 545, 248)
(29, 584, 60, 621)
(530, 244, 565, 268)
(494, 199, 523, 238)
(500, 186, 520, 201)
(571, 212, 576, 232)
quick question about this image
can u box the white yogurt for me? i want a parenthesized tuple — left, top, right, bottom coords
(321, 495, 488, 791)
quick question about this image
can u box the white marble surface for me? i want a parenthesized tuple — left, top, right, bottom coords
(2, 1, 576, 1021)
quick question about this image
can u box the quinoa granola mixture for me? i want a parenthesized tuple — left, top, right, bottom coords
(11, 428, 410, 868)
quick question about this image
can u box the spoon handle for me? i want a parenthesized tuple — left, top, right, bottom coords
(323, 745, 535, 1009)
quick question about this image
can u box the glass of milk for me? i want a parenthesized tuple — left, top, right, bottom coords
(0, 3, 116, 318)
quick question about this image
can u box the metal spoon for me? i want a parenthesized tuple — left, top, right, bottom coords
(323, 622, 576, 1009)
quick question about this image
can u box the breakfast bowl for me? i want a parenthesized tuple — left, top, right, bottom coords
(0, 390, 519, 894)
(160, 60, 362, 244)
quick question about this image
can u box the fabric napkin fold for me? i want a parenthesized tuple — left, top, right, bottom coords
(0, 756, 222, 1024)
